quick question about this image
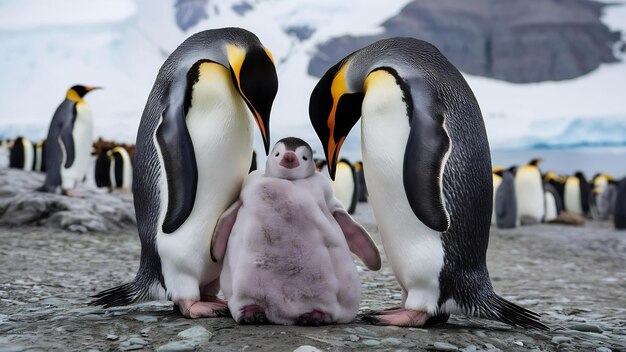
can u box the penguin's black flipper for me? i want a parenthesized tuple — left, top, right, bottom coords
(402, 76, 451, 233)
(60, 126, 76, 168)
(156, 104, 198, 234)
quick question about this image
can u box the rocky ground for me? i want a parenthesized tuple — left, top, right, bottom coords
(0, 169, 625, 352)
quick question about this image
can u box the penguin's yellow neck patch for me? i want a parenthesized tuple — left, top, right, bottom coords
(66, 89, 83, 103)
(227, 44, 246, 85)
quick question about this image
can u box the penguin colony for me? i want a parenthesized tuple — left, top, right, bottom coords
(5, 26, 625, 328)
(491, 158, 625, 229)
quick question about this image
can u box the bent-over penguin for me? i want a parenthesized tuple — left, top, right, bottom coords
(308, 38, 546, 329)
(91, 28, 278, 318)
(37, 85, 101, 195)
(211, 138, 380, 325)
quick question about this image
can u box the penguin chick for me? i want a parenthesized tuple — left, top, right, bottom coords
(211, 137, 381, 325)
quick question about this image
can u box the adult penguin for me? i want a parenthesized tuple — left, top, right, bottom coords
(317, 158, 359, 214)
(492, 167, 504, 226)
(94, 146, 112, 189)
(9, 137, 33, 171)
(309, 38, 545, 329)
(36, 85, 101, 195)
(91, 28, 278, 318)
(564, 171, 591, 217)
(495, 168, 517, 229)
(108, 146, 133, 192)
(354, 161, 368, 202)
(614, 178, 626, 229)
(33, 140, 47, 172)
(514, 158, 545, 225)
(544, 171, 565, 204)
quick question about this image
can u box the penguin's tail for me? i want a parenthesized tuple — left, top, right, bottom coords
(477, 294, 549, 330)
(90, 279, 160, 308)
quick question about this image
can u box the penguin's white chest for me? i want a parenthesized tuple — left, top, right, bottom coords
(360, 71, 444, 313)
(21, 139, 34, 171)
(61, 102, 93, 187)
(155, 62, 253, 301)
(492, 174, 503, 225)
(514, 166, 544, 222)
(564, 177, 583, 215)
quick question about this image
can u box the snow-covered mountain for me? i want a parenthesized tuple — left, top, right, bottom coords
(0, 0, 625, 165)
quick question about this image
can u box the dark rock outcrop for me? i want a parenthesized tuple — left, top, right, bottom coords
(309, 0, 622, 83)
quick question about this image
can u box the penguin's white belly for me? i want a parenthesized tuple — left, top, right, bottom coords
(34, 145, 43, 172)
(156, 63, 252, 301)
(62, 103, 93, 188)
(22, 140, 34, 171)
(544, 191, 558, 221)
(564, 178, 583, 215)
(0, 145, 9, 168)
(361, 73, 444, 314)
(514, 168, 544, 222)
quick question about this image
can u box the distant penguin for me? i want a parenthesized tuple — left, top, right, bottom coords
(492, 167, 504, 226)
(94, 147, 112, 189)
(317, 159, 359, 214)
(597, 181, 618, 220)
(354, 161, 368, 202)
(33, 140, 47, 172)
(91, 28, 278, 318)
(9, 137, 34, 171)
(37, 85, 101, 195)
(564, 172, 591, 217)
(590, 173, 612, 219)
(495, 169, 517, 229)
(309, 38, 545, 328)
(614, 178, 626, 229)
(544, 171, 565, 204)
(108, 146, 133, 192)
(543, 182, 563, 222)
(515, 158, 545, 225)
(211, 137, 380, 325)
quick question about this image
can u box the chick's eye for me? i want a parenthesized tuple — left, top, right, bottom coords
(302, 156, 308, 161)
(275, 152, 280, 157)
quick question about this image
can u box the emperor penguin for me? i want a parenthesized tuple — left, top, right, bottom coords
(491, 167, 504, 226)
(564, 171, 591, 217)
(91, 28, 278, 318)
(107, 146, 133, 192)
(354, 161, 369, 202)
(94, 146, 113, 189)
(309, 38, 546, 329)
(33, 140, 47, 172)
(9, 137, 34, 171)
(495, 168, 517, 229)
(590, 173, 612, 219)
(515, 158, 545, 225)
(37, 85, 101, 195)
(317, 159, 359, 214)
(614, 178, 626, 229)
(0, 140, 10, 168)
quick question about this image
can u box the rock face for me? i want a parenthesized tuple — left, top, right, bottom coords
(308, 0, 622, 83)
(0, 168, 135, 232)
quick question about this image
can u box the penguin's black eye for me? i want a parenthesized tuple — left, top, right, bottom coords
(302, 156, 308, 161)
(275, 152, 280, 157)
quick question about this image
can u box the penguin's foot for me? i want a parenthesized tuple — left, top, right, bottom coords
(237, 305, 268, 325)
(62, 189, 84, 198)
(296, 310, 328, 326)
(363, 308, 430, 327)
(175, 299, 228, 319)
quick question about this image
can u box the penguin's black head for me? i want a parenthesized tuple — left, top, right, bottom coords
(309, 58, 364, 180)
(227, 44, 278, 155)
(528, 158, 543, 166)
(67, 85, 102, 101)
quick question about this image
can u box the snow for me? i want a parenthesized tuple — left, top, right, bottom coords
(0, 0, 624, 163)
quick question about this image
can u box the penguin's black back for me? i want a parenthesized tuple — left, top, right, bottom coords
(9, 137, 25, 169)
(495, 171, 517, 229)
(38, 99, 76, 192)
(113, 151, 124, 187)
(94, 149, 112, 188)
(615, 178, 626, 230)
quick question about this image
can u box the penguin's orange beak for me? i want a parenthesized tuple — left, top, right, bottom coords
(85, 86, 102, 92)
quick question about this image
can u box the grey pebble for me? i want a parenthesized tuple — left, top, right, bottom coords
(362, 339, 381, 347)
(348, 334, 359, 342)
(106, 334, 119, 341)
(134, 315, 158, 323)
(551, 336, 572, 344)
(128, 337, 148, 345)
(177, 326, 212, 341)
(156, 341, 195, 352)
(120, 345, 144, 351)
(82, 314, 105, 321)
(472, 330, 488, 339)
(293, 346, 322, 352)
(461, 345, 477, 352)
(596, 348, 612, 352)
(529, 349, 542, 352)
(571, 323, 603, 333)
(432, 342, 459, 351)
(381, 337, 402, 346)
